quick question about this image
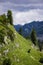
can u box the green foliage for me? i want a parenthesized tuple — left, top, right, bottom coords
(3, 58, 11, 65)
(0, 27, 8, 44)
(30, 28, 37, 45)
(0, 34, 4, 44)
(0, 10, 13, 25)
(7, 10, 13, 25)
(0, 23, 43, 65)
(0, 11, 43, 65)
(39, 58, 43, 63)
(0, 24, 15, 45)
(19, 27, 22, 35)
(7, 29, 14, 41)
(26, 35, 30, 40)
(28, 49, 31, 53)
(0, 29, 6, 44)
(38, 40, 43, 51)
(0, 14, 7, 24)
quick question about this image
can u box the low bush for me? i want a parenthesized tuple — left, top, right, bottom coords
(39, 58, 43, 63)
(28, 49, 31, 53)
(7, 29, 15, 41)
(3, 58, 11, 65)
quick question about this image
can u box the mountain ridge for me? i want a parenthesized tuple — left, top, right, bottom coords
(14, 21, 43, 37)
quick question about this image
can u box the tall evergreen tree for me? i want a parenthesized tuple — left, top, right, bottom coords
(30, 28, 37, 45)
(19, 27, 22, 35)
(7, 10, 13, 25)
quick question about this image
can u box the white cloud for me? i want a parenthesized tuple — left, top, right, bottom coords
(11, 4, 43, 7)
(0, 2, 43, 25)
(13, 9, 43, 25)
(0, 1, 43, 11)
(0, 5, 4, 15)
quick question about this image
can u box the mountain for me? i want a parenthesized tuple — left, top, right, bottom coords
(14, 24, 22, 31)
(14, 21, 43, 37)
(0, 22, 43, 65)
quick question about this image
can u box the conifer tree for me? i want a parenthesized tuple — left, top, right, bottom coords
(19, 27, 22, 35)
(30, 28, 37, 45)
(7, 10, 13, 25)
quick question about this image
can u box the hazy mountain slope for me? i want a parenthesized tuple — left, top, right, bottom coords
(15, 21, 43, 37)
(0, 22, 43, 65)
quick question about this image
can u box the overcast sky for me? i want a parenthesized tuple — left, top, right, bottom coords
(0, 0, 43, 25)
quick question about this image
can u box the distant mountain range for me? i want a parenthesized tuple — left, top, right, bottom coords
(14, 21, 43, 37)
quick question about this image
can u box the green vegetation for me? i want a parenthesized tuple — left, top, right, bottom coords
(19, 27, 22, 35)
(38, 40, 43, 51)
(0, 22, 43, 65)
(30, 28, 37, 45)
(39, 58, 43, 63)
(7, 10, 13, 25)
(0, 10, 13, 25)
(0, 14, 7, 25)
(0, 10, 43, 65)
(3, 58, 11, 65)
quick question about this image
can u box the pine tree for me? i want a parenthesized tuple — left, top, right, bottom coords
(30, 28, 37, 45)
(19, 27, 22, 35)
(7, 10, 13, 25)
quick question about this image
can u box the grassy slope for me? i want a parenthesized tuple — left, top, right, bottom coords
(0, 23, 43, 65)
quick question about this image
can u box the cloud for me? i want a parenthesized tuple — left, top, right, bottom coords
(0, 0, 43, 4)
(13, 9, 43, 25)
(8, 0, 43, 4)
(11, 3, 43, 11)
(0, 0, 7, 2)
(0, 2, 43, 12)
(0, 1, 43, 25)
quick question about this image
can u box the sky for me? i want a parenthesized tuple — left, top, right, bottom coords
(0, 0, 43, 25)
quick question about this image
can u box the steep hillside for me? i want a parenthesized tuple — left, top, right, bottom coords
(0, 22, 43, 65)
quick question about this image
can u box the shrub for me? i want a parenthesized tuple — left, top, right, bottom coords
(30, 28, 37, 45)
(0, 34, 5, 44)
(0, 14, 7, 25)
(28, 49, 31, 53)
(7, 29, 14, 41)
(39, 58, 43, 63)
(0, 29, 7, 44)
(3, 58, 11, 65)
(38, 40, 42, 51)
(19, 27, 22, 35)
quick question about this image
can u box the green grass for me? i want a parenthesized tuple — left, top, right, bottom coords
(0, 23, 43, 65)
